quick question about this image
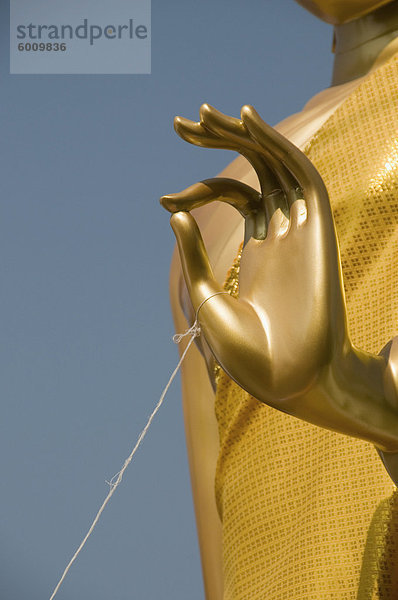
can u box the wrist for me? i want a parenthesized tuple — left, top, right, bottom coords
(315, 340, 398, 452)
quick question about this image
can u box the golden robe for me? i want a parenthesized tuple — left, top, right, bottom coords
(215, 50, 398, 599)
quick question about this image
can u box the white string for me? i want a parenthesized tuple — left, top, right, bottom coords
(172, 291, 229, 343)
(48, 290, 229, 600)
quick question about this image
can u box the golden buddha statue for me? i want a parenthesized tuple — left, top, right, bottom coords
(162, 1, 398, 598)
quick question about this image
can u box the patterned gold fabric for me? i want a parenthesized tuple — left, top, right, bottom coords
(215, 52, 398, 599)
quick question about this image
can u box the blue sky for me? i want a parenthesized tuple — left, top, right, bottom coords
(0, 2, 332, 598)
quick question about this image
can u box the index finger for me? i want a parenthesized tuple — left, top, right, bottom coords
(160, 177, 261, 217)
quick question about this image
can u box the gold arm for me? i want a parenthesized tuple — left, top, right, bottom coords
(162, 104, 398, 453)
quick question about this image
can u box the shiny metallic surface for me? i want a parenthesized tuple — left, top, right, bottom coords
(331, 0, 398, 83)
(294, 0, 393, 24)
(161, 103, 398, 452)
(161, 3, 398, 597)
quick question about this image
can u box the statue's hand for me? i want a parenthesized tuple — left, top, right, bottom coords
(161, 104, 347, 401)
(161, 105, 398, 451)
